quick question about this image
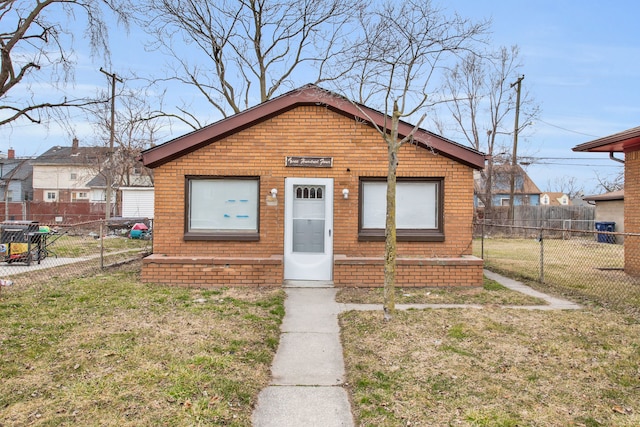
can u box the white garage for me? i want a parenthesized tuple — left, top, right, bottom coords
(121, 187, 154, 219)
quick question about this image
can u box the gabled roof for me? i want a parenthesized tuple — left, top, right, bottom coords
(0, 159, 33, 181)
(32, 146, 107, 166)
(86, 175, 107, 188)
(583, 189, 624, 201)
(573, 126, 640, 153)
(141, 85, 485, 170)
(475, 164, 541, 195)
(541, 192, 569, 205)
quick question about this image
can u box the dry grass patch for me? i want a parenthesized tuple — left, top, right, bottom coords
(341, 307, 640, 426)
(474, 238, 640, 318)
(0, 265, 284, 426)
(336, 276, 546, 306)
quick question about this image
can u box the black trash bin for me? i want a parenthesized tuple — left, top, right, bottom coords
(595, 221, 616, 244)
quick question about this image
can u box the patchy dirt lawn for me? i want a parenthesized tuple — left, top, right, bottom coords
(341, 307, 640, 426)
(336, 276, 546, 306)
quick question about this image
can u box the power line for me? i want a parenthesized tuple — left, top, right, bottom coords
(536, 119, 600, 137)
(520, 156, 621, 161)
(527, 162, 623, 167)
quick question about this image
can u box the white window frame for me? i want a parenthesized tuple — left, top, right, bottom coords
(72, 191, 89, 201)
(185, 176, 260, 241)
(359, 178, 444, 242)
(46, 191, 58, 202)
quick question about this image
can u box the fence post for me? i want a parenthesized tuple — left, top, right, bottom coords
(100, 220, 104, 270)
(150, 218, 154, 254)
(481, 220, 485, 259)
(538, 227, 544, 283)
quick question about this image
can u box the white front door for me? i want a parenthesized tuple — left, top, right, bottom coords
(284, 178, 333, 281)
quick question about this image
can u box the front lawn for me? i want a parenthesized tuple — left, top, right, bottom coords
(341, 307, 640, 426)
(0, 265, 285, 426)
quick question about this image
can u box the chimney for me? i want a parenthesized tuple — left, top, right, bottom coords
(72, 137, 79, 153)
(7, 147, 15, 159)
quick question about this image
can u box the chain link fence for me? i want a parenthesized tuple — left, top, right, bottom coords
(474, 221, 640, 319)
(0, 219, 152, 290)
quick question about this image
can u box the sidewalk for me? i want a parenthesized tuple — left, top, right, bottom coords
(252, 271, 581, 426)
(252, 286, 354, 426)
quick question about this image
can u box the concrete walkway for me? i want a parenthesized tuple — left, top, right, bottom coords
(252, 270, 581, 426)
(338, 270, 581, 312)
(252, 286, 354, 426)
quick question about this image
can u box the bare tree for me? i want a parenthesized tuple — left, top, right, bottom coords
(0, 0, 127, 127)
(85, 86, 162, 214)
(338, 0, 488, 320)
(134, 0, 362, 123)
(546, 175, 584, 200)
(440, 46, 539, 216)
(93, 88, 161, 174)
(595, 171, 624, 193)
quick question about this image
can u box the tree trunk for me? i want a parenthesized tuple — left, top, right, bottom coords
(484, 157, 494, 220)
(383, 138, 399, 320)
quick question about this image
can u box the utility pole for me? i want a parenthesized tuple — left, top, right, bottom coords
(100, 68, 122, 220)
(508, 75, 524, 225)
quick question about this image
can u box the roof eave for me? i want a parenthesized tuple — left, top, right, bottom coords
(141, 85, 485, 170)
(573, 126, 640, 153)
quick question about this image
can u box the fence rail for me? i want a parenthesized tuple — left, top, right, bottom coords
(474, 221, 640, 318)
(0, 220, 152, 290)
(475, 205, 596, 229)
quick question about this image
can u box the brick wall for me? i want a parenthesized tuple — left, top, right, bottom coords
(143, 105, 482, 287)
(141, 255, 283, 287)
(625, 149, 640, 276)
(333, 256, 483, 287)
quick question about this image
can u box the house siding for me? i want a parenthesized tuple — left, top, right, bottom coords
(121, 187, 155, 218)
(142, 105, 482, 287)
(32, 165, 95, 202)
(625, 150, 640, 275)
(593, 199, 624, 243)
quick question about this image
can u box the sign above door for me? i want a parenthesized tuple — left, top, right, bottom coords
(285, 156, 333, 168)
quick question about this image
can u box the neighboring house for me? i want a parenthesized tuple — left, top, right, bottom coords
(31, 139, 107, 204)
(0, 149, 34, 221)
(540, 192, 570, 206)
(582, 189, 624, 243)
(474, 164, 542, 207)
(87, 170, 152, 205)
(573, 126, 639, 276)
(0, 149, 33, 203)
(140, 85, 485, 288)
(86, 174, 108, 203)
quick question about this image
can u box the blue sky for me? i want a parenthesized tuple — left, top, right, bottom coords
(0, 0, 636, 195)
(445, 0, 637, 194)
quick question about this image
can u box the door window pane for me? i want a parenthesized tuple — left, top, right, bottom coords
(292, 185, 325, 252)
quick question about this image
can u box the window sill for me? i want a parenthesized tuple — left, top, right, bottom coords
(184, 232, 260, 241)
(358, 230, 444, 242)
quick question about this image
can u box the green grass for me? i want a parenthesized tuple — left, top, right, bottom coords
(48, 234, 149, 258)
(0, 265, 284, 426)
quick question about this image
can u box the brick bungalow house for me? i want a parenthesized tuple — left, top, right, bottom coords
(573, 126, 639, 276)
(140, 85, 485, 288)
